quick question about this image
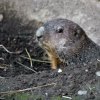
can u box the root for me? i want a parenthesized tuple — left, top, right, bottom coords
(0, 83, 56, 95)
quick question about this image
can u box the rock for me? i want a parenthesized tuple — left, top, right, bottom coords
(0, 0, 100, 45)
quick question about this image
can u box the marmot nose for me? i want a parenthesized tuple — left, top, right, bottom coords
(36, 26, 45, 40)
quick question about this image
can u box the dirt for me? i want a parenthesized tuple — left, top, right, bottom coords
(0, 1, 100, 100)
(0, 60, 100, 100)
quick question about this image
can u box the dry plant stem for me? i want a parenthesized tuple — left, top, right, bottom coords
(43, 43, 61, 69)
(25, 48, 33, 67)
(0, 45, 21, 54)
(20, 55, 50, 63)
(0, 58, 4, 61)
(62, 96, 72, 99)
(0, 63, 10, 67)
(0, 66, 6, 69)
(0, 83, 56, 95)
(0, 63, 10, 69)
(0, 76, 5, 79)
(16, 61, 37, 73)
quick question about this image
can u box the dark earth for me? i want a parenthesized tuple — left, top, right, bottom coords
(0, 1, 100, 100)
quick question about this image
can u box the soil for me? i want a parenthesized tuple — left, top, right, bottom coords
(0, 1, 100, 100)
(0, 59, 100, 100)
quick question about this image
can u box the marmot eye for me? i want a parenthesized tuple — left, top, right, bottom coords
(56, 26, 64, 33)
(73, 32, 79, 37)
(74, 32, 77, 36)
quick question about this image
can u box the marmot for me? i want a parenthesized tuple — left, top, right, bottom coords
(36, 18, 100, 69)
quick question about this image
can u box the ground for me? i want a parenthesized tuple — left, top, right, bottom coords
(0, 56, 100, 100)
(0, 0, 100, 100)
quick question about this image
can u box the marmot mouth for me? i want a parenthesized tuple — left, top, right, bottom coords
(42, 42, 62, 69)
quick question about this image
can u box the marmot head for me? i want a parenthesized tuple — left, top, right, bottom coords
(36, 18, 87, 58)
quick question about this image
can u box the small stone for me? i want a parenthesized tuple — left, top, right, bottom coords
(58, 68, 62, 73)
(45, 92, 48, 96)
(83, 63, 87, 66)
(78, 90, 87, 95)
(96, 71, 100, 76)
(85, 69, 88, 72)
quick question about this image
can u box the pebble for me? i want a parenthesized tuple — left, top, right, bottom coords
(58, 68, 62, 73)
(78, 90, 87, 95)
(96, 71, 100, 76)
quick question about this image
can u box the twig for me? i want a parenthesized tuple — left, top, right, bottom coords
(0, 63, 10, 67)
(0, 66, 6, 69)
(0, 45, 21, 54)
(0, 83, 56, 95)
(86, 84, 95, 91)
(0, 58, 4, 61)
(16, 61, 37, 73)
(62, 96, 72, 99)
(20, 55, 50, 63)
(0, 76, 5, 79)
(97, 59, 100, 62)
(25, 48, 33, 67)
(0, 63, 10, 69)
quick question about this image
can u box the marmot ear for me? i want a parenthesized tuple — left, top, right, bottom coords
(56, 26, 64, 33)
(73, 29, 81, 38)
